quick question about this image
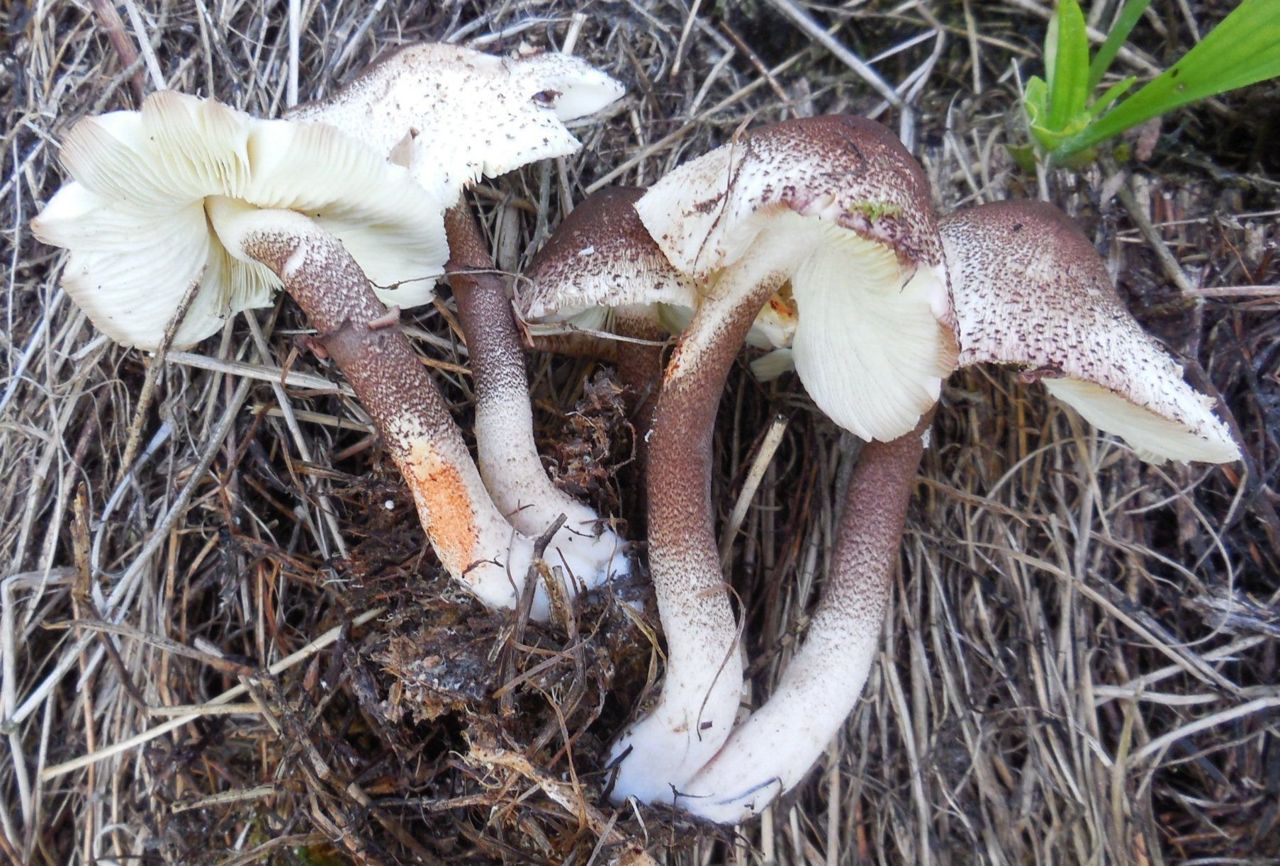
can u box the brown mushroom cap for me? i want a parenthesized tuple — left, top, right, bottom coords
(519, 187, 695, 334)
(639, 116, 946, 281)
(943, 200, 1239, 464)
(522, 186, 803, 356)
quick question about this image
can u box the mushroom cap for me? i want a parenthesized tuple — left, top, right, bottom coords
(519, 186, 695, 332)
(635, 115, 956, 442)
(522, 186, 798, 349)
(32, 91, 445, 350)
(288, 43, 625, 208)
(942, 200, 1239, 464)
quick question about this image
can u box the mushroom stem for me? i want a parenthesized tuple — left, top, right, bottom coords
(612, 313, 667, 459)
(674, 418, 929, 822)
(525, 331, 624, 364)
(520, 313, 665, 526)
(522, 320, 665, 470)
(608, 260, 789, 803)
(612, 314, 667, 523)
(444, 204, 629, 587)
(206, 198, 546, 614)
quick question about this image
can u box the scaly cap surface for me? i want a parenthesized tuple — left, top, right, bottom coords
(942, 200, 1239, 463)
(289, 43, 625, 208)
(520, 187, 695, 331)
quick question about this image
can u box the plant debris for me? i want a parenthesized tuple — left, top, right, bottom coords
(2, 1, 1277, 863)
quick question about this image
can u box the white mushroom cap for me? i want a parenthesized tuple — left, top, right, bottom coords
(32, 91, 445, 349)
(288, 43, 625, 209)
(942, 200, 1240, 464)
(635, 115, 956, 442)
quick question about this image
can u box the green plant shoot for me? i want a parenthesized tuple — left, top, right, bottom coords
(1023, 0, 1280, 166)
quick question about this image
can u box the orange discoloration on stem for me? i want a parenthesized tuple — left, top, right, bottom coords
(662, 347, 686, 386)
(402, 442, 479, 576)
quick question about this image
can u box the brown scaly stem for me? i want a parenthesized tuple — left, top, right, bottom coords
(612, 315, 667, 524)
(607, 274, 784, 803)
(445, 203, 629, 589)
(227, 210, 542, 613)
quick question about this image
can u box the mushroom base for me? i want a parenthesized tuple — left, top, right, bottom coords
(208, 199, 566, 617)
(446, 204, 632, 595)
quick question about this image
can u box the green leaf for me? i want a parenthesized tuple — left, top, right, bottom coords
(1057, 0, 1280, 158)
(1047, 0, 1092, 130)
(1007, 143, 1040, 174)
(1088, 0, 1152, 90)
(1087, 76, 1136, 118)
(1023, 76, 1059, 153)
(1024, 76, 1049, 124)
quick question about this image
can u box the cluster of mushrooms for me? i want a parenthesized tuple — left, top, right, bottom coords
(33, 43, 1240, 825)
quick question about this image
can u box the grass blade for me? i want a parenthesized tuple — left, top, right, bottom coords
(1047, 0, 1091, 130)
(1058, 0, 1280, 158)
(1087, 0, 1152, 90)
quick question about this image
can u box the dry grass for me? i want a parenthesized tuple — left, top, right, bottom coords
(2, 1, 1278, 864)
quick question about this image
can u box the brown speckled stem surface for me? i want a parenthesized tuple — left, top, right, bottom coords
(645, 276, 784, 722)
(444, 204, 530, 432)
(239, 224, 516, 594)
(614, 314, 666, 435)
(613, 314, 666, 523)
(525, 331, 623, 364)
(823, 415, 930, 628)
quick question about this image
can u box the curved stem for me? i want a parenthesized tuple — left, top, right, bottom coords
(608, 271, 784, 804)
(677, 419, 929, 823)
(209, 199, 544, 614)
(445, 204, 629, 587)
(522, 313, 666, 527)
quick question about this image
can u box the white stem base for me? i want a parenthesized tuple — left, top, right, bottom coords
(673, 621, 880, 822)
(475, 400, 630, 593)
(606, 643, 746, 806)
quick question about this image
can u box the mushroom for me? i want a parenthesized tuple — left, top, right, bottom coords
(31, 91, 558, 615)
(942, 199, 1239, 463)
(519, 186, 799, 401)
(521, 186, 757, 338)
(605, 115, 955, 805)
(292, 41, 631, 587)
(639, 199, 1241, 823)
(287, 42, 625, 210)
(32, 91, 445, 350)
(518, 186, 693, 488)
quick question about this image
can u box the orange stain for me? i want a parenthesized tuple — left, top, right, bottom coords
(767, 292, 797, 320)
(662, 346, 684, 386)
(402, 443, 479, 575)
